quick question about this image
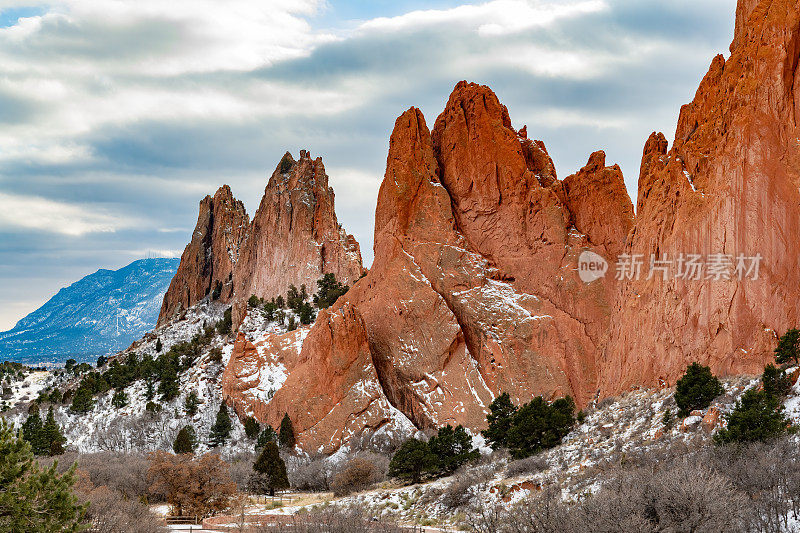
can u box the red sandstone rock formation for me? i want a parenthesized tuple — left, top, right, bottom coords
(158, 151, 364, 329)
(223, 85, 634, 449)
(158, 185, 248, 326)
(223, 303, 414, 453)
(215, 0, 800, 451)
(231, 150, 364, 326)
(599, 0, 800, 394)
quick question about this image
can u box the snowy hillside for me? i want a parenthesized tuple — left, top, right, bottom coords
(4, 298, 246, 456)
(0, 258, 179, 366)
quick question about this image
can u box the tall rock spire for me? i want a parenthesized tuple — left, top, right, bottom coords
(231, 150, 364, 326)
(158, 185, 248, 326)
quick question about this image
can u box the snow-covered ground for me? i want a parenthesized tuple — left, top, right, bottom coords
(4, 298, 255, 457)
(210, 370, 800, 530)
(2, 370, 50, 410)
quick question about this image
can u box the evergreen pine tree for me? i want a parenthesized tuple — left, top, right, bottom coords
(298, 302, 315, 325)
(762, 364, 791, 399)
(216, 307, 232, 335)
(69, 387, 94, 414)
(173, 425, 197, 454)
(244, 416, 260, 439)
(111, 389, 128, 408)
(313, 273, 349, 309)
(481, 392, 517, 449)
(674, 362, 724, 417)
(256, 426, 277, 449)
(42, 407, 66, 456)
(48, 389, 62, 404)
(145, 378, 155, 401)
(714, 389, 790, 444)
(184, 391, 200, 416)
(278, 413, 295, 449)
(145, 401, 162, 415)
(155, 338, 163, 353)
(0, 419, 86, 531)
(158, 363, 179, 402)
(21, 409, 46, 456)
(209, 404, 233, 447)
(388, 438, 438, 484)
(250, 441, 289, 496)
(427, 425, 479, 475)
(505, 396, 575, 459)
(775, 328, 800, 366)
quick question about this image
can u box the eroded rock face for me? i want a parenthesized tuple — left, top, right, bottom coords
(158, 185, 248, 326)
(231, 151, 364, 326)
(158, 152, 364, 330)
(599, 0, 800, 395)
(222, 304, 415, 453)
(204, 0, 800, 452)
(227, 84, 634, 448)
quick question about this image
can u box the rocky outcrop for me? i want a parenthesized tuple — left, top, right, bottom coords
(231, 151, 364, 326)
(204, 0, 800, 452)
(159, 152, 364, 329)
(223, 83, 634, 448)
(599, 0, 800, 394)
(562, 151, 634, 259)
(158, 185, 248, 326)
(222, 304, 415, 453)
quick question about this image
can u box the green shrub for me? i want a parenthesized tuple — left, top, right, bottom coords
(388, 438, 438, 484)
(762, 364, 791, 399)
(244, 416, 261, 439)
(675, 362, 723, 417)
(482, 392, 574, 459)
(714, 389, 791, 444)
(774, 328, 800, 366)
(506, 396, 575, 459)
(427, 425, 479, 475)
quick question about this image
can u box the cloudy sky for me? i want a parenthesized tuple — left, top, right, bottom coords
(0, 0, 737, 330)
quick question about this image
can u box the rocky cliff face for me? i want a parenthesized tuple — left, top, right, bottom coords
(158, 185, 248, 326)
(216, 0, 800, 452)
(231, 151, 364, 326)
(223, 85, 633, 449)
(599, 0, 800, 394)
(159, 152, 364, 329)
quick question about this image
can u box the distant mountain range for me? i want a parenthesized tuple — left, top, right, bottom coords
(0, 258, 179, 366)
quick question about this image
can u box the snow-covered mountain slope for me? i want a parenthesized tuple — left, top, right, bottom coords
(4, 299, 240, 453)
(0, 258, 179, 366)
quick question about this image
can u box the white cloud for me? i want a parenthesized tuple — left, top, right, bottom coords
(0, 0, 349, 168)
(123, 248, 182, 258)
(0, 192, 136, 235)
(358, 0, 606, 35)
